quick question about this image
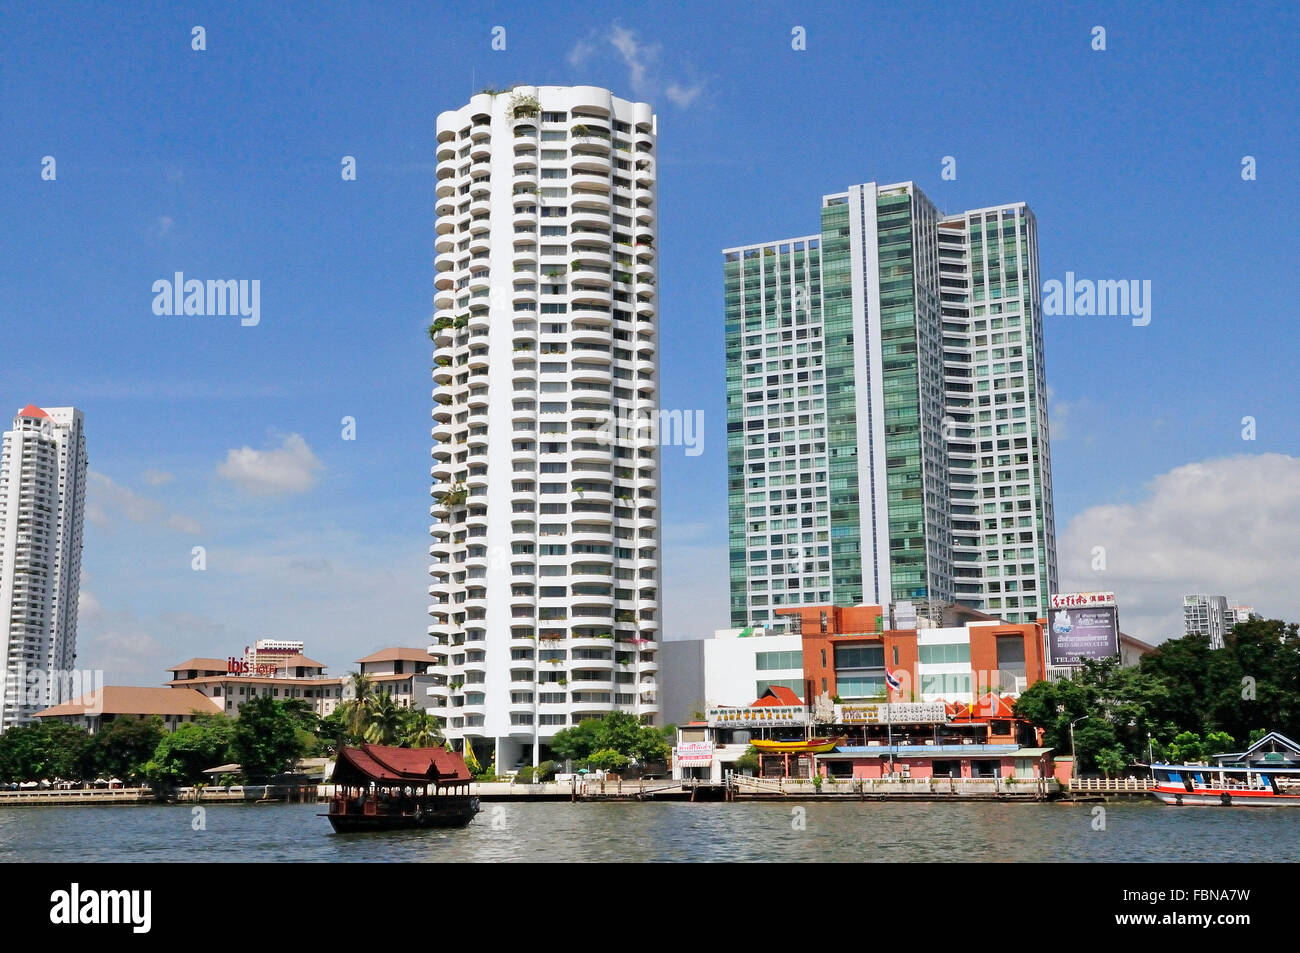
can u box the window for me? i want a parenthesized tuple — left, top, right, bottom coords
(833, 644, 884, 669)
(756, 678, 803, 698)
(755, 650, 802, 671)
(835, 676, 885, 699)
(918, 643, 971, 665)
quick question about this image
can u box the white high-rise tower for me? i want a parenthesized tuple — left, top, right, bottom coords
(430, 86, 660, 770)
(0, 405, 87, 731)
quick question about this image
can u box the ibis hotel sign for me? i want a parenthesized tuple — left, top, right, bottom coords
(707, 705, 806, 728)
(1049, 593, 1120, 665)
(840, 703, 947, 725)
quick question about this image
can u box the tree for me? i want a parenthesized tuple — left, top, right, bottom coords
(317, 705, 361, 754)
(42, 722, 92, 780)
(346, 672, 376, 738)
(144, 715, 234, 786)
(734, 745, 760, 776)
(82, 716, 166, 783)
(363, 692, 403, 745)
(549, 712, 669, 768)
(1094, 745, 1129, 778)
(231, 697, 308, 781)
(0, 723, 56, 782)
(587, 748, 630, 774)
(1204, 730, 1236, 756)
(400, 708, 444, 748)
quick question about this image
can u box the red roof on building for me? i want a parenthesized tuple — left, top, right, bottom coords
(279, 654, 327, 669)
(946, 693, 1018, 722)
(356, 647, 431, 664)
(36, 686, 223, 719)
(332, 743, 471, 786)
(17, 404, 48, 419)
(751, 685, 802, 707)
(170, 658, 229, 672)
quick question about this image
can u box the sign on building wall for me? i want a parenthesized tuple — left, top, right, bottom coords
(707, 705, 806, 727)
(1048, 600, 1120, 665)
(840, 703, 947, 725)
(674, 742, 715, 767)
(1049, 591, 1116, 609)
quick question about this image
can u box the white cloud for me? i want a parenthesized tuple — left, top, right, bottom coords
(1059, 453, 1300, 644)
(85, 470, 201, 534)
(152, 215, 174, 237)
(216, 433, 322, 496)
(608, 24, 659, 94)
(567, 38, 597, 68)
(569, 24, 705, 109)
(142, 469, 174, 486)
(665, 82, 704, 108)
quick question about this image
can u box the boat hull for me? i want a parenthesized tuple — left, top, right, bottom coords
(752, 737, 844, 754)
(325, 796, 480, 832)
(1151, 786, 1300, 807)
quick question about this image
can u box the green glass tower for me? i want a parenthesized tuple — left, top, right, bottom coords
(724, 182, 1056, 627)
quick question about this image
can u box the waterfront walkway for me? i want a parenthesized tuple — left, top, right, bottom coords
(731, 775, 1057, 801)
(0, 783, 318, 806)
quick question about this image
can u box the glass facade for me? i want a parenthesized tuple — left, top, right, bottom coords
(725, 238, 830, 626)
(725, 183, 1056, 628)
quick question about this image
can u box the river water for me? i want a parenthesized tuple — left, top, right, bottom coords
(1, 800, 1295, 862)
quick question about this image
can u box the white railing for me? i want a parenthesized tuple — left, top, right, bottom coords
(730, 775, 1057, 796)
(1069, 777, 1154, 791)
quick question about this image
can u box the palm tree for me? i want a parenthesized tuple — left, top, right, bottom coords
(346, 672, 376, 739)
(363, 692, 403, 745)
(402, 709, 445, 748)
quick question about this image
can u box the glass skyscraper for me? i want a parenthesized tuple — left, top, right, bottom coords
(724, 182, 1056, 627)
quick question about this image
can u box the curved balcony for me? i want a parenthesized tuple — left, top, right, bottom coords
(571, 192, 611, 213)
(570, 171, 610, 193)
(571, 151, 611, 175)
(570, 288, 613, 310)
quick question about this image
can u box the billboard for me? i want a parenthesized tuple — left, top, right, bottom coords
(1048, 599, 1120, 665)
(840, 703, 947, 725)
(1049, 591, 1116, 610)
(674, 742, 714, 767)
(706, 705, 806, 728)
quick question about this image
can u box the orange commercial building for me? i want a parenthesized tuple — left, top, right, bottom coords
(776, 604, 1048, 705)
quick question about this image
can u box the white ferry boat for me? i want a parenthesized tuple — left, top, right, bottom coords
(1150, 731, 1300, 807)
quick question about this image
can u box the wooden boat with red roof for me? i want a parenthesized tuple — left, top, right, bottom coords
(324, 743, 479, 832)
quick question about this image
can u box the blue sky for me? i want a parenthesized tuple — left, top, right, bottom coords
(1, 1, 1296, 683)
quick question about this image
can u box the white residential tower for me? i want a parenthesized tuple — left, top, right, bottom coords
(0, 405, 87, 731)
(430, 86, 660, 771)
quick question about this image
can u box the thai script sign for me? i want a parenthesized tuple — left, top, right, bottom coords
(1049, 591, 1116, 609)
(674, 742, 715, 767)
(707, 705, 806, 727)
(840, 703, 947, 725)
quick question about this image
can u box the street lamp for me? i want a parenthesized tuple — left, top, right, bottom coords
(1069, 714, 1091, 774)
(1147, 731, 1154, 764)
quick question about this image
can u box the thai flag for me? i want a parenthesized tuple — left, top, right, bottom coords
(885, 667, 902, 691)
